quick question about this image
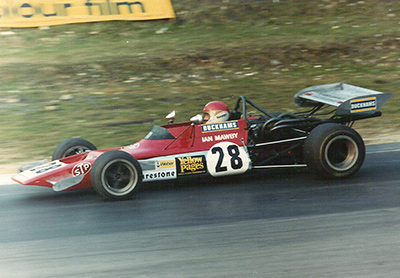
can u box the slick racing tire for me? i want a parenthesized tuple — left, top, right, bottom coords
(52, 138, 97, 160)
(91, 150, 143, 201)
(304, 123, 365, 178)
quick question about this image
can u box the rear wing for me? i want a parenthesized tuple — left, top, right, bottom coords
(294, 83, 392, 116)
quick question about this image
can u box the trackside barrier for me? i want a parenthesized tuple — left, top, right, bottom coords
(0, 0, 175, 28)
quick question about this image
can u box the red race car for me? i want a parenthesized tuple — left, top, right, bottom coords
(13, 83, 392, 200)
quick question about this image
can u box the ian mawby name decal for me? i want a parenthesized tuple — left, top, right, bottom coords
(201, 121, 239, 133)
(202, 133, 239, 143)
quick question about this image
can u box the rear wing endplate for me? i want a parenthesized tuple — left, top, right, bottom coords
(294, 82, 392, 116)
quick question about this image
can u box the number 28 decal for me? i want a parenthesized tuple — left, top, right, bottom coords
(206, 142, 250, 177)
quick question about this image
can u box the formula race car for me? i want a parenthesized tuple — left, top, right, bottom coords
(13, 83, 392, 200)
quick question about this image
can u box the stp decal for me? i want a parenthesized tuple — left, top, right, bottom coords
(72, 162, 92, 176)
(206, 142, 250, 177)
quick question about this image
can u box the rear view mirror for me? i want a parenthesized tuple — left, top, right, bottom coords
(166, 110, 176, 124)
(190, 114, 203, 124)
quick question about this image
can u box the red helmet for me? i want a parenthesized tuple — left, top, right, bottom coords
(203, 101, 230, 123)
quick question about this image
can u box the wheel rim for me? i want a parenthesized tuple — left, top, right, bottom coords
(63, 146, 92, 157)
(101, 159, 138, 196)
(324, 135, 359, 171)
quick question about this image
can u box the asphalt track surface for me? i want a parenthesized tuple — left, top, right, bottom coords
(1, 143, 400, 277)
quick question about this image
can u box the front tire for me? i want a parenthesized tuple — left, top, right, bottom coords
(52, 138, 97, 160)
(91, 150, 143, 200)
(304, 123, 365, 178)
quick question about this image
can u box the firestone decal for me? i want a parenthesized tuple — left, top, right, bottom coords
(72, 162, 92, 177)
(143, 159, 177, 181)
(143, 170, 176, 181)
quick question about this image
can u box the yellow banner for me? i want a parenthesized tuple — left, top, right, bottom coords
(0, 0, 175, 28)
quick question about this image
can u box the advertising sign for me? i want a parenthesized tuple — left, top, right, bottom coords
(0, 0, 175, 27)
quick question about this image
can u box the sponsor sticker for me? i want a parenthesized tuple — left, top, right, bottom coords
(155, 160, 175, 169)
(201, 133, 239, 143)
(142, 159, 177, 181)
(143, 170, 176, 181)
(72, 162, 92, 177)
(15, 160, 66, 182)
(29, 160, 64, 175)
(123, 143, 140, 150)
(201, 121, 239, 133)
(176, 155, 207, 176)
(0, 0, 176, 28)
(350, 97, 376, 113)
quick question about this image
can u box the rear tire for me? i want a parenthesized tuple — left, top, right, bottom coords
(304, 123, 365, 178)
(52, 138, 97, 160)
(91, 150, 143, 200)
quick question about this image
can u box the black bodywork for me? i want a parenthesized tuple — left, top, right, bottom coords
(231, 96, 382, 168)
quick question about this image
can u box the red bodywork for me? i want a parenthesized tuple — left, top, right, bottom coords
(12, 119, 250, 191)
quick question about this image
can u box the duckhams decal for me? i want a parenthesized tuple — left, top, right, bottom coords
(350, 97, 376, 113)
(206, 142, 250, 177)
(201, 121, 239, 133)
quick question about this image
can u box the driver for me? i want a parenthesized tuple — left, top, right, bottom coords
(203, 101, 230, 123)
